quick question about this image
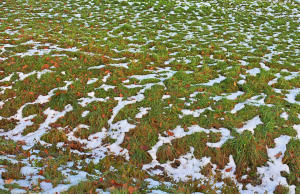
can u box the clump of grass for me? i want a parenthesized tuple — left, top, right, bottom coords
(1, 162, 24, 180)
(0, 118, 17, 132)
(63, 180, 100, 194)
(41, 128, 68, 144)
(282, 139, 300, 188)
(225, 131, 268, 182)
(41, 159, 67, 187)
(274, 184, 290, 194)
(0, 137, 23, 155)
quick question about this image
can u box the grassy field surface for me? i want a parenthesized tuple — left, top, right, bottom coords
(0, 0, 299, 193)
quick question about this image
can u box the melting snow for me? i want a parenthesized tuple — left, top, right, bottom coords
(246, 68, 261, 76)
(280, 112, 289, 120)
(236, 116, 263, 134)
(246, 136, 294, 193)
(198, 75, 226, 86)
(87, 78, 98, 84)
(135, 107, 151, 118)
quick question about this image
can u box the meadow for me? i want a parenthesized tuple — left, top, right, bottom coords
(0, 0, 299, 193)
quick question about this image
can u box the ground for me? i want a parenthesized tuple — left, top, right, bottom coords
(0, 0, 299, 193)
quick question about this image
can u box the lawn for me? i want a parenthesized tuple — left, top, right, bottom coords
(0, 0, 299, 193)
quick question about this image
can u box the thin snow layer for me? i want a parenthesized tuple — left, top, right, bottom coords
(26, 105, 73, 145)
(162, 94, 171, 99)
(81, 110, 90, 117)
(110, 63, 128, 69)
(226, 91, 244, 100)
(78, 92, 109, 107)
(0, 73, 14, 82)
(293, 124, 300, 139)
(221, 155, 237, 181)
(246, 68, 261, 76)
(231, 93, 272, 114)
(145, 178, 161, 189)
(17, 69, 53, 81)
(98, 84, 115, 91)
(236, 116, 263, 134)
(87, 65, 105, 70)
(198, 75, 226, 86)
(143, 125, 233, 177)
(0, 81, 73, 146)
(246, 135, 294, 193)
(160, 147, 211, 182)
(180, 107, 211, 118)
(280, 112, 289, 120)
(1, 0, 299, 192)
(284, 88, 300, 105)
(219, 136, 295, 194)
(14, 41, 79, 58)
(20, 166, 39, 176)
(211, 91, 244, 101)
(135, 107, 151, 118)
(87, 78, 98, 84)
(42, 170, 88, 193)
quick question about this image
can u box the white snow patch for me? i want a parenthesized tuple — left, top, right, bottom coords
(145, 178, 160, 189)
(246, 135, 294, 193)
(20, 166, 38, 176)
(198, 75, 226, 86)
(110, 63, 128, 69)
(284, 89, 300, 105)
(236, 116, 263, 134)
(135, 107, 151, 119)
(87, 78, 98, 84)
(293, 124, 300, 139)
(231, 94, 272, 114)
(226, 91, 244, 100)
(0, 73, 14, 82)
(157, 147, 211, 182)
(162, 95, 171, 99)
(81, 111, 90, 117)
(87, 65, 105, 70)
(246, 68, 261, 76)
(98, 84, 115, 91)
(280, 112, 289, 120)
(180, 107, 211, 118)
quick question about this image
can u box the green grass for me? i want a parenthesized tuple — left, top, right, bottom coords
(0, 0, 299, 193)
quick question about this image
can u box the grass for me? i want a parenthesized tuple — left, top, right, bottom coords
(0, 0, 299, 193)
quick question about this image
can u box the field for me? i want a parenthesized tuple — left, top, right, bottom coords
(0, 0, 299, 193)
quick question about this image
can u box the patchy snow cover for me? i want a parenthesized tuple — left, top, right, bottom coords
(162, 94, 171, 99)
(87, 78, 98, 84)
(246, 68, 261, 76)
(135, 107, 151, 118)
(20, 166, 39, 176)
(226, 91, 244, 100)
(87, 65, 105, 70)
(236, 116, 263, 134)
(110, 63, 129, 69)
(246, 135, 294, 193)
(78, 92, 109, 107)
(180, 107, 212, 118)
(144, 125, 233, 176)
(231, 94, 273, 114)
(0, 0, 299, 193)
(280, 112, 289, 120)
(284, 88, 300, 105)
(293, 124, 300, 139)
(81, 110, 90, 117)
(160, 147, 211, 182)
(98, 84, 115, 91)
(198, 75, 226, 86)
